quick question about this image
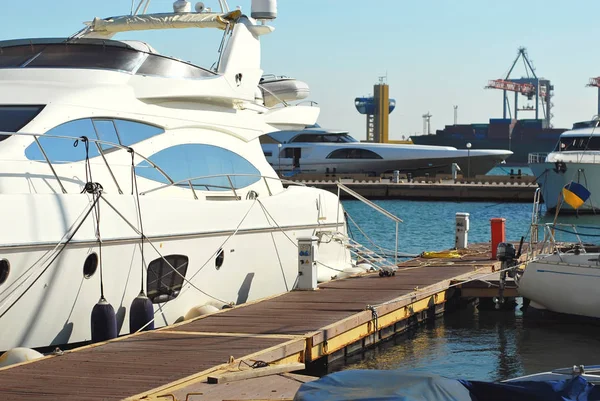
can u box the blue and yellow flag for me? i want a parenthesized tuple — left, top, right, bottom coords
(562, 181, 591, 209)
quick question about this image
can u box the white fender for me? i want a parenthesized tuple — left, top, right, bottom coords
(356, 263, 374, 272)
(0, 347, 44, 368)
(184, 304, 220, 321)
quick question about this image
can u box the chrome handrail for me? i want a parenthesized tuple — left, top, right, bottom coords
(0, 130, 175, 192)
(531, 222, 600, 258)
(140, 173, 306, 198)
(0, 131, 306, 200)
(528, 152, 549, 164)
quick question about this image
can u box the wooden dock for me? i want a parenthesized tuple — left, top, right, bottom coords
(285, 174, 537, 202)
(0, 243, 510, 401)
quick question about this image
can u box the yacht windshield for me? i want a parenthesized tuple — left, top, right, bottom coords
(0, 39, 214, 78)
(0, 42, 144, 72)
(557, 136, 600, 151)
(0, 106, 44, 139)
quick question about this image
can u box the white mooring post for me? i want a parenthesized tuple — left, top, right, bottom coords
(455, 212, 470, 249)
(296, 236, 318, 290)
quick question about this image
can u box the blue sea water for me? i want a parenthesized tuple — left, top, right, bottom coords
(338, 199, 600, 382)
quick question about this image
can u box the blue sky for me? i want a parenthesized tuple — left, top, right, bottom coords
(1, 0, 598, 140)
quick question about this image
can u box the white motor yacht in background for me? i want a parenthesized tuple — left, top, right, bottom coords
(0, 0, 354, 352)
(529, 120, 600, 213)
(260, 126, 512, 177)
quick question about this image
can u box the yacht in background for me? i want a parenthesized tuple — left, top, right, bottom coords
(529, 120, 600, 213)
(0, 0, 353, 351)
(261, 126, 513, 177)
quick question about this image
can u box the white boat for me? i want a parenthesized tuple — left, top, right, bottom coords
(261, 127, 513, 176)
(0, 1, 354, 351)
(259, 74, 310, 107)
(529, 120, 600, 213)
(514, 192, 600, 319)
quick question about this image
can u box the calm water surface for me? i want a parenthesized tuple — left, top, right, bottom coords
(339, 199, 600, 381)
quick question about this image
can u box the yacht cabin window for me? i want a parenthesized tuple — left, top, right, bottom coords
(0, 106, 44, 140)
(25, 118, 164, 163)
(147, 254, 189, 304)
(135, 144, 262, 191)
(557, 136, 600, 152)
(326, 148, 383, 159)
(291, 134, 357, 143)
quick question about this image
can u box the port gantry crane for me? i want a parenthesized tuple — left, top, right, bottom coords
(485, 47, 553, 128)
(586, 77, 600, 116)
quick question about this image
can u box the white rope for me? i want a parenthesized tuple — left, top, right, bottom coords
(100, 194, 256, 307)
(0, 198, 95, 312)
(256, 200, 289, 291)
(256, 198, 299, 249)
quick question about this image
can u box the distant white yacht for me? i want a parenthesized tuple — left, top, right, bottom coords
(261, 126, 512, 176)
(0, 0, 353, 351)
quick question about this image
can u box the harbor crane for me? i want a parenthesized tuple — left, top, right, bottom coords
(422, 112, 432, 135)
(586, 77, 600, 116)
(485, 47, 553, 128)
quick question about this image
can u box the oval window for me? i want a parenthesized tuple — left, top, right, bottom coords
(0, 259, 9, 285)
(215, 249, 225, 270)
(83, 253, 98, 279)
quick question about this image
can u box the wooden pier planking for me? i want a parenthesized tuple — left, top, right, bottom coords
(0, 242, 504, 401)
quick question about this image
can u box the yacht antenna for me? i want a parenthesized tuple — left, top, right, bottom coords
(133, 0, 151, 15)
(218, 0, 230, 12)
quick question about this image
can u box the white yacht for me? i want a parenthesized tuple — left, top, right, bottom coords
(529, 120, 600, 213)
(260, 127, 513, 177)
(0, 1, 353, 351)
(513, 192, 600, 319)
(516, 225, 600, 319)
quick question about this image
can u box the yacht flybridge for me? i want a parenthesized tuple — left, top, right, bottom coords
(0, 0, 354, 351)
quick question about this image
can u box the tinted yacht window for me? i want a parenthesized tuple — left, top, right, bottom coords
(147, 254, 188, 304)
(25, 118, 164, 163)
(0, 106, 44, 137)
(135, 144, 261, 190)
(26, 44, 144, 72)
(327, 148, 383, 159)
(136, 54, 213, 79)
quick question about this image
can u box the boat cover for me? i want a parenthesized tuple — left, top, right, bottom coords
(294, 370, 600, 401)
(80, 11, 242, 39)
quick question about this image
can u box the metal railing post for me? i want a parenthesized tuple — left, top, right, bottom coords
(94, 142, 124, 194)
(34, 136, 67, 194)
(226, 175, 239, 199)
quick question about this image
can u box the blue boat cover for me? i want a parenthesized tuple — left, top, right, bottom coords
(294, 370, 600, 401)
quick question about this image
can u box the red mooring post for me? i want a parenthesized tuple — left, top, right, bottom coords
(490, 218, 506, 260)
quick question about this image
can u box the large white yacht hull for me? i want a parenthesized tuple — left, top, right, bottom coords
(0, 187, 351, 351)
(517, 253, 600, 318)
(530, 162, 600, 213)
(270, 154, 506, 177)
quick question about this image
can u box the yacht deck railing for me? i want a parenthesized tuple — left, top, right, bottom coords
(528, 152, 549, 164)
(139, 174, 306, 199)
(0, 131, 300, 199)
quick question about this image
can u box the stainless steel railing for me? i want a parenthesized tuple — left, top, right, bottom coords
(0, 131, 302, 200)
(528, 152, 549, 164)
(139, 173, 306, 199)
